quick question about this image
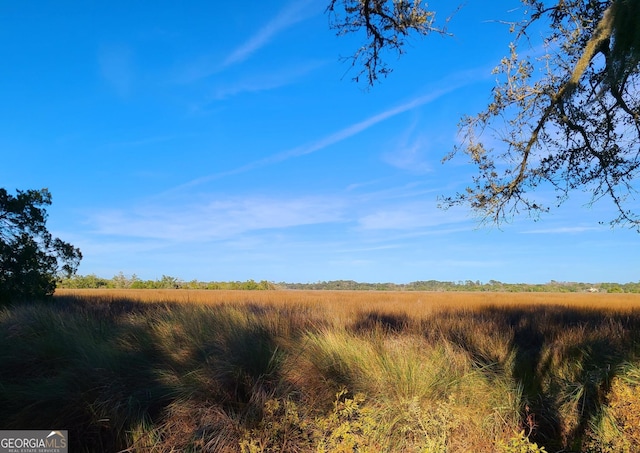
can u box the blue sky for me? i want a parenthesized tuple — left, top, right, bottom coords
(1, 1, 638, 284)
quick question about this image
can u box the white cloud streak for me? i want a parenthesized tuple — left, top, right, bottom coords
(88, 196, 345, 242)
(357, 201, 466, 230)
(521, 226, 600, 234)
(221, 0, 320, 68)
(211, 60, 325, 100)
(173, 74, 479, 192)
(173, 0, 321, 84)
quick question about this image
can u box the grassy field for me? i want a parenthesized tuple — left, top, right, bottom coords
(2, 289, 640, 452)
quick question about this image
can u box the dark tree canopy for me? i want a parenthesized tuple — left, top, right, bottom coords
(329, 0, 640, 230)
(327, 0, 450, 85)
(0, 188, 82, 304)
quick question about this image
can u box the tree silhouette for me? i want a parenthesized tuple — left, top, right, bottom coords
(0, 188, 82, 304)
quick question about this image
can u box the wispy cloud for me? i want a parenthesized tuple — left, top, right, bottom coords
(521, 226, 600, 234)
(345, 177, 391, 192)
(211, 60, 326, 100)
(98, 44, 135, 97)
(382, 121, 433, 174)
(382, 140, 432, 174)
(101, 135, 184, 149)
(88, 195, 345, 242)
(176, 0, 322, 84)
(353, 181, 439, 203)
(221, 0, 321, 68)
(357, 201, 467, 230)
(173, 77, 476, 192)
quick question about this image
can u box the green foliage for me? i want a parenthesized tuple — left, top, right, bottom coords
(58, 274, 277, 290)
(0, 188, 81, 304)
(239, 397, 314, 453)
(58, 274, 640, 293)
(282, 279, 640, 293)
(239, 388, 381, 453)
(498, 430, 548, 453)
(316, 389, 379, 452)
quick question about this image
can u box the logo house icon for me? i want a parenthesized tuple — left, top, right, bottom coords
(46, 431, 65, 440)
(45, 430, 67, 450)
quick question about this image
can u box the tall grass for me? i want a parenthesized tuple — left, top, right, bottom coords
(0, 290, 639, 451)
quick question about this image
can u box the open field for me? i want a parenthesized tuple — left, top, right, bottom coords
(2, 289, 640, 452)
(53, 287, 640, 315)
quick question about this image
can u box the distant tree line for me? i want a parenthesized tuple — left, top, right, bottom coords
(58, 274, 640, 293)
(58, 273, 276, 290)
(281, 279, 640, 293)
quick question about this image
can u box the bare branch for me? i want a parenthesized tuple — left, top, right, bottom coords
(327, 0, 450, 85)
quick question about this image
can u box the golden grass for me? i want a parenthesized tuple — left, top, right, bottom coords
(7, 289, 635, 451)
(54, 288, 640, 315)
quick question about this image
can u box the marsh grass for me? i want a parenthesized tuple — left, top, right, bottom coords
(0, 290, 639, 451)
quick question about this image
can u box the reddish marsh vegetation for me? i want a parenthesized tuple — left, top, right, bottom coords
(1, 289, 639, 451)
